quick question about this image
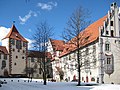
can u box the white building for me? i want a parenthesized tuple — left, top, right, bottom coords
(49, 3, 120, 84)
(47, 38, 65, 81)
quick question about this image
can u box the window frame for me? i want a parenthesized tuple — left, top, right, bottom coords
(105, 41, 110, 51)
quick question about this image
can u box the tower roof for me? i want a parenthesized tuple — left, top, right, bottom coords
(2, 24, 28, 42)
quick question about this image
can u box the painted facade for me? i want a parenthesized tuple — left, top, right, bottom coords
(47, 39, 65, 81)
(48, 3, 120, 84)
(1, 24, 28, 76)
(0, 2, 120, 84)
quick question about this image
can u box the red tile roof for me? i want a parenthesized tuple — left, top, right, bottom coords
(50, 39, 65, 51)
(2, 24, 28, 42)
(28, 50, 52, 59)
(60, 15, 107, 57)
(0, 46, 8, 54)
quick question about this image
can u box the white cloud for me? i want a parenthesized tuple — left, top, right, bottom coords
(0, 26, 33, 50)
(19, 10, 37, 24)
(25, 38, 34, 50)
(37, 2, 57, 11)
(0, 26, 10, 42)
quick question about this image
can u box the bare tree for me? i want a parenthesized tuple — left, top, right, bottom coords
(62, 7, 91, 86)
(32, 21, 53, 85)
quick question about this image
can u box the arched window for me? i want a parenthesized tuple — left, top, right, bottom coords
(105, 41, 110, 51)
(2, 60, 6, 69)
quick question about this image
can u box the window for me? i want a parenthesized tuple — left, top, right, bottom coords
(23, 50, 25, 53)
(2, 60, 6, 69)
(13, 48, 15, 52)
(16, 56, 18, 59)
(16, 40, 22, 49)
(107, 58, 111, 64)
(93, 45, 96, 53)
(84, 58, 89, 66)
(4, 55, 7, 60)
(23, 42, 26, 47)
(110, 21, 113, 26)
(85, 48, 89, 55)
(106, 31, 109, 35)
(31, 58, 34, 62)
(11, 39, 15, 45)
(105, 41, 110, 51)
(14, 63, 17, 65)
(22, 57, 24, 59)
(111, 30, 114, 37)
(93, 58, 96, 66)
(105, 43, 110, 51)
(18, 49, 20, 52)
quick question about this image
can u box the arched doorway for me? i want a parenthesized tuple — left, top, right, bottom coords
(86, 76, 88, 82)
(4, 69, 8, 77)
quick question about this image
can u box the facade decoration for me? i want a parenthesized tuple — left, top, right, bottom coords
(2, 24, 28, 76)
(0, 2, 120, 84)
(47, 3, 120, 84)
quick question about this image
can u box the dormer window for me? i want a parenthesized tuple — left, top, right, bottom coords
(85, 36, 90, 41)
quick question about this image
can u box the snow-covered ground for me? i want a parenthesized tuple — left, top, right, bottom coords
(0, 78, 120, 90)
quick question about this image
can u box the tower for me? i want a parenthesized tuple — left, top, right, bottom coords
(2, 24, 28, 75)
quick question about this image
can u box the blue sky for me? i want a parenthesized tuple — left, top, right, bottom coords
(0, 0, 119, 49)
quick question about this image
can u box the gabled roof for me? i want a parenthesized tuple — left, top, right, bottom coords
(0, 46, 8, 54)
(2, 24, 28, 42)
(60, 15, 107, 57)
(50, 39, 65, 51)
(28, 50, 52, 59)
